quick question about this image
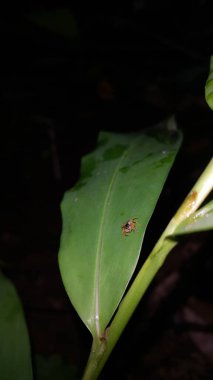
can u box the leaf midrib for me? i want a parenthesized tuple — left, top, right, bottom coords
(94, 139, 138, 337)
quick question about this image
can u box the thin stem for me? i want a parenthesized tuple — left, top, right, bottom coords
(82, 157, 213, 379)
(155, 156, 213, 249)
(82, 338, 106, 380)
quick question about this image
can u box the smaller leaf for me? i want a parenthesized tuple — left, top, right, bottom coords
(173, 200, 213, 235)
(205, 55, 213, 110)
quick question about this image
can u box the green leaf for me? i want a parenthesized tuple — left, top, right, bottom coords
(0, 271, 33, 380)
(205, 55, 213, 110)
(173, 199, 213, 235)
(58, 118, 182, 338)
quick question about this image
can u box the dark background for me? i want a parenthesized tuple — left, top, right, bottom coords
(1, 1, 213, 379)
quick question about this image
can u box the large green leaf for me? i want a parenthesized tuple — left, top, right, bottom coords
(173, 200, 213, 235)
(59, 119, 182, 338)
(0, 271, 33, 380)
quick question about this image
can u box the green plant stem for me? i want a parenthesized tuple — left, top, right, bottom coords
(82, 157, 213, 380)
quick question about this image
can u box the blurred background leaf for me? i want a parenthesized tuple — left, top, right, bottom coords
(0, 271, 33, 380)
(28, 9, 78, 39)
(35, 354, 78, 380)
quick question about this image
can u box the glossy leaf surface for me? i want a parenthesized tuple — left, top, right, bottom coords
(0, 271, 33, 380)
(59, 120, 182, 338)
(174, 200, 213, 235)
